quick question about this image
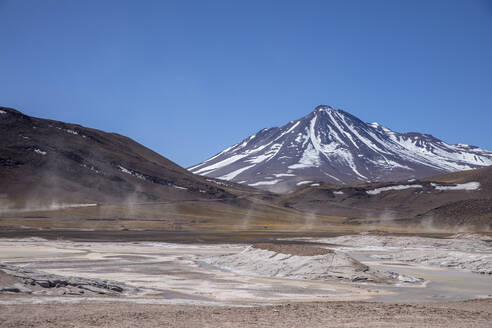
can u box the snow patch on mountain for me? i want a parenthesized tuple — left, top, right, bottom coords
(218, 164, 255, 180)
(366, 184, 423, 195)
(288, 143, 321, 169)
(249, 179, 281, 186)
(273, 173, 296, 177)
(431, 182, 480, 191)
(34, 149, 47, 156)
(118, 165, 146, 180)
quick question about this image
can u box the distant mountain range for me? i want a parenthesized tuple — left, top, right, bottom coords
(0, 105, 490, 230)
(189, 105, 492, 191)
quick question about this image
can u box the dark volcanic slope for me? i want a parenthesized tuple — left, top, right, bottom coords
(279, 166, 492, 228)
(190, 105, 492, 192)
(0, 107, 237, 207)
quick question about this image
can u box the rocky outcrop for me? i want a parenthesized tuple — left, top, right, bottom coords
(0, 262, 138, 296)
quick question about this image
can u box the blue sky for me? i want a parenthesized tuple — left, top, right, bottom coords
(1, 0, 491, 167)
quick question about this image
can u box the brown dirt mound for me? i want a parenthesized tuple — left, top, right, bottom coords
(252, 243, 333, 256)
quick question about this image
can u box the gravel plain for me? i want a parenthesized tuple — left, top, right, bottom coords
(1, 299, 491, 328)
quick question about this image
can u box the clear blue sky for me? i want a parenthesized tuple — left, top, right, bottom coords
(1, 0, 491, 167)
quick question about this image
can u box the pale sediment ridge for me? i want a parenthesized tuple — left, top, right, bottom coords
(294, 233, 492, 274)
(199, 243, 422, 284)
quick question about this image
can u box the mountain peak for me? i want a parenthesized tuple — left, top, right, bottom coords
(314, 104, 335, 112)
(190, 105, 492, 192)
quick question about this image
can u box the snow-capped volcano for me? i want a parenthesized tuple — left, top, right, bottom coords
(189, 105, 492, 191)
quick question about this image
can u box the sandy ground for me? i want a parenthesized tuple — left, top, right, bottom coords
(1, 299, 491, 328)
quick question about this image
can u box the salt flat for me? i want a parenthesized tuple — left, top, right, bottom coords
(1, 234, 492, 328)
(1, 234, 491, 305)
(0, 238, 379, 305)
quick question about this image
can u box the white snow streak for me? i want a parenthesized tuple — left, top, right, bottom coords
(218, 165, 255, 180)
(34, 149, 47, 155)
(296, 181, 313, 186)
(118, 165, 146, 180)
(431, 182, 480, 191)
(366, 184, 423, 195)
(248, 179, 280, 186)
(288, 143, 321, 169)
